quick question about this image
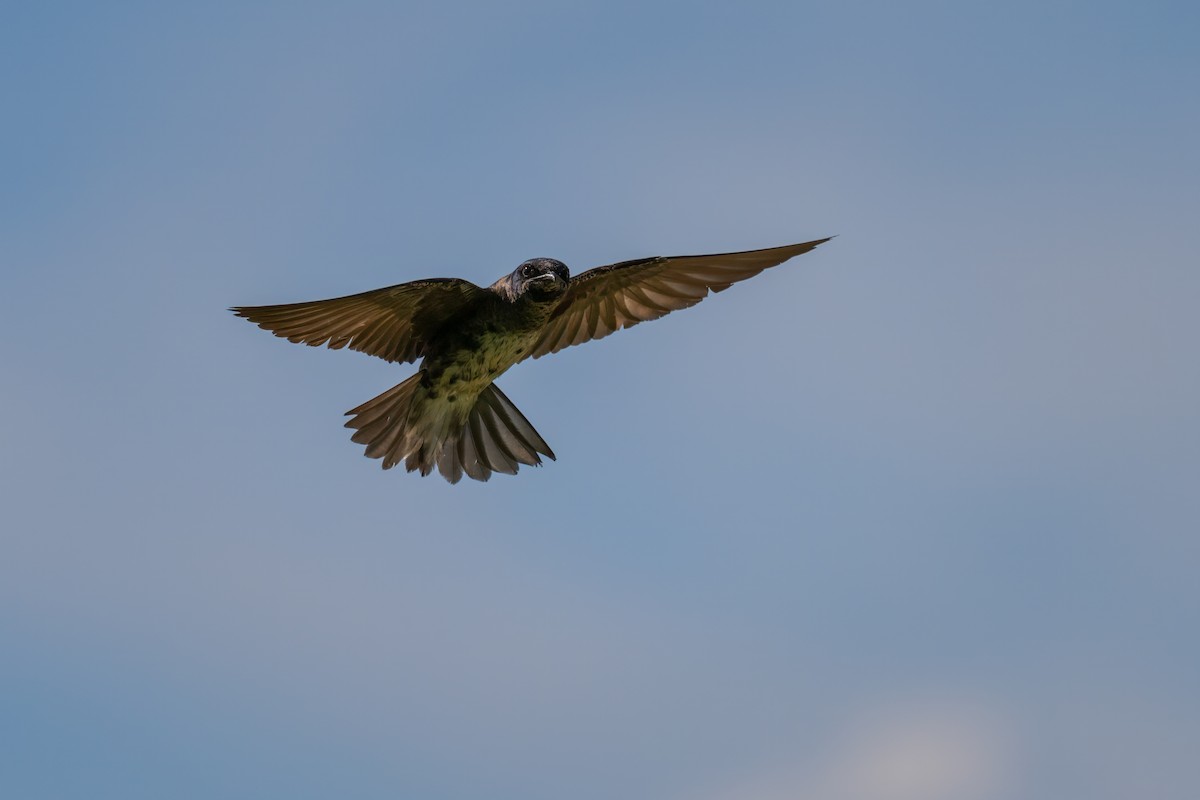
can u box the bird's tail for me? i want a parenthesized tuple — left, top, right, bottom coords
(344, 374, 555, 483)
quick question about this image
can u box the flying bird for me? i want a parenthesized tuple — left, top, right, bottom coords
(232, 238, 830, 482)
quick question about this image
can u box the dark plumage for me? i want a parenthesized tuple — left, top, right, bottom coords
(232, 238, 831, 482)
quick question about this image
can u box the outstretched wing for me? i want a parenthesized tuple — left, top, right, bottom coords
(232, 278, 491, 364)
(524, 238, 831, 360)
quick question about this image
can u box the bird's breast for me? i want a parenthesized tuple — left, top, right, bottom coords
(418, 297, 557, 402)
(420, 327, 540, 401)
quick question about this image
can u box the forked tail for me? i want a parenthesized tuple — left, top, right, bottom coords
(344, 374, 555, 483)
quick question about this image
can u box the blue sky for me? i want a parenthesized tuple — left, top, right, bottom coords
(2, 2, 1198, 798)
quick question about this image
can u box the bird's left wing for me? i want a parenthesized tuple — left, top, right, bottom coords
(523, 238, 831, 360)
(232, 278, 491, 364)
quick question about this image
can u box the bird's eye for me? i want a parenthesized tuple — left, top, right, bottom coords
(521, 264, 536, 278)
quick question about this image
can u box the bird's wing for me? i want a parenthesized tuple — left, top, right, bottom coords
(231, 278, 491, 364)
(523, 238, 831, 360)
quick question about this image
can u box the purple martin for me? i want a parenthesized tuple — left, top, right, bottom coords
(232, 238, 830, 483)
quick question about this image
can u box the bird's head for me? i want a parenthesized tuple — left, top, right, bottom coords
(511, 258, 569, 301)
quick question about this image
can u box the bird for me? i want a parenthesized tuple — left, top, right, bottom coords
(232, 237, 830, 483)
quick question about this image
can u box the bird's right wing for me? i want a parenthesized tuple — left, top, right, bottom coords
(232, 278, 491, 364)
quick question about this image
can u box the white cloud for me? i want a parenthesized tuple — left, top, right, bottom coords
(707, 697, 1015, 800)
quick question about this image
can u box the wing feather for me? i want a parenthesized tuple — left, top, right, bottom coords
(524, 238, 830, 360)
(231, 278, 490, 364)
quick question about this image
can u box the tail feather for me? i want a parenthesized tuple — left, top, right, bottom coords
(344, 375, 555, 483)
(457, 419, 486, 482)
(435, 438, 464, 484)
(474, 410, 520, 477)
(345, 376, 422, 469)
(479, 384, 551, 462)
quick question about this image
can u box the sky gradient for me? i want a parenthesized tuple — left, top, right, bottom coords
(3, 2, 1198, 799)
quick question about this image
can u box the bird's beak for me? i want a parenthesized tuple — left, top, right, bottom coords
(529, 273, 564, 288)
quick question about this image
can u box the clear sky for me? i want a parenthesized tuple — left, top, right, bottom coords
(2, 2, 1197, 799)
